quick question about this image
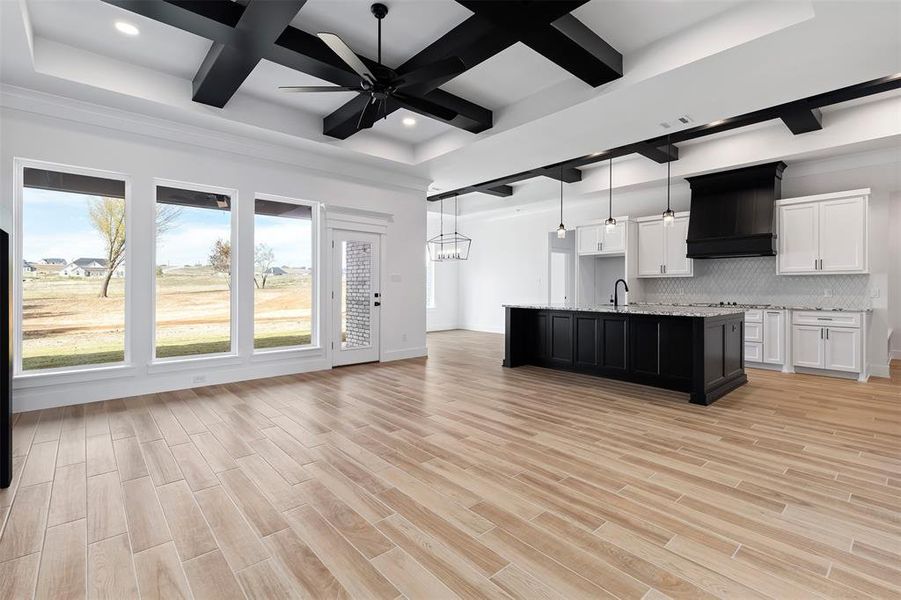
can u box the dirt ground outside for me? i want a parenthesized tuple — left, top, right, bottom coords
(21, 268, 313, 370)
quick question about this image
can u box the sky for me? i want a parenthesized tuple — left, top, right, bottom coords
(23, 188, 313, 268)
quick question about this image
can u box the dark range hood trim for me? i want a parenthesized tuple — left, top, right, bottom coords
(685, 162, 786, 259)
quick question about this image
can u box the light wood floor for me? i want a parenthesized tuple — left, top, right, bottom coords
(1, 330, 899, 599)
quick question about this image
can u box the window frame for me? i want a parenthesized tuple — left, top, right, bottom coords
(252, 192, 321, 355)
(12, 157, 133, 377)
(151, 178, 239, 364)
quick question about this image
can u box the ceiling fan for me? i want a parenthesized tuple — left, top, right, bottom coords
(280, 3, 466, 130)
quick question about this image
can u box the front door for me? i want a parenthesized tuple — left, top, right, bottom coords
(332, 230, 380, 366)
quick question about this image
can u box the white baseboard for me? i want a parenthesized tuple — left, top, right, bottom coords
(890, 350, 901, 361)
(381, 346, 428, 362)
(868, 362, 891, 378)
(13, 357, 331, 412)
(427, 324, 458, 332)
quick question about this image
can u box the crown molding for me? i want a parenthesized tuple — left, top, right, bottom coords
(0, 84, 432, 195)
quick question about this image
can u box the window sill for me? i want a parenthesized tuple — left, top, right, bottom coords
(250, 345, 324, 363)
(147, 353, 242, 374)
(14, 364, 137, 389)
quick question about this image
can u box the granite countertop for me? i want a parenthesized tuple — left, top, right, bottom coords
(633, 302, 873, 313)
(503, 304, 745, 317)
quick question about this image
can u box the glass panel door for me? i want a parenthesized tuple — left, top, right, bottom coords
(332, 230, 379, 365)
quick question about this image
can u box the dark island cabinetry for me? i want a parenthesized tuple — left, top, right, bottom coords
(504, 306, 747, 405)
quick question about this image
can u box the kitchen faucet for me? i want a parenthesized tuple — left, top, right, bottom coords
(614, 278, 629, 309)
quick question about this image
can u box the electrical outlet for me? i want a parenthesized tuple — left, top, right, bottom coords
(192, 375, 206, 384)
(871, 287, 880, 298)
(823, 289, 833, 298)
(402, 333, 407, 342)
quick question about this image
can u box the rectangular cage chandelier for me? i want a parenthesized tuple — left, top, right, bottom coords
(428, 194, 471, 261)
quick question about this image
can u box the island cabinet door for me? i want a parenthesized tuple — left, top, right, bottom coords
(574, 314, 600, 370)
(629, 318, 661, 376)
(659, 318, 694, 384)
(599, 316, 628, 373)
(548, 312, 574, 368)
(534, 312, 549, 364)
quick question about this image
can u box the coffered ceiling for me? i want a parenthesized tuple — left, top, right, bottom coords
(2, 0, 899, 196)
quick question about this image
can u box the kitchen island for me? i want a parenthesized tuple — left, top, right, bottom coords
(503, 304, 747, 405)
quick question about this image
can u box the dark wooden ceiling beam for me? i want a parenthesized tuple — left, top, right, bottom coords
(481, 185, 514, 197)
(634, 142, 680, 164)
(192, 0, 308, 108)
(428, 74, 901, 201)
(455, 1, 622, 87)
(103, 0, 493, 136)
(779, 104, 823, 135)
(536, 165, 582, 183)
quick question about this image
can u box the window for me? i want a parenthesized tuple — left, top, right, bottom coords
(426, 249, 436, 309)
(18, 164, 128, 372)
(154, 183, 234, 359)
(253, 196, 316, 350)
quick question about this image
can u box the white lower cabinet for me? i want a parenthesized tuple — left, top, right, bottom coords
(791, 311, 864, 375)
(762, 310, 785, 364)
(792, 325, 826, 368)
(744, 309, 784, 366)
(744, 342, 763, 363)
(824, 327, 861, 372)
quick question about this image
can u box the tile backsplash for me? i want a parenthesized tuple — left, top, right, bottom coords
(640, 257, 871, 309)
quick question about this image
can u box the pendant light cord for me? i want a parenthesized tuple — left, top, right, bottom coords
(609, 158, 613, 218)
(377, 17, 381, 65)
(454, 194, 458, 234)
(439, 196, 444, 237)
(559, 166, 564, 224)
(666, 134, 672, 212)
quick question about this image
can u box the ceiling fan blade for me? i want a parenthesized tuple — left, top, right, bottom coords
(317, 32, 376, 82)
(356, 97, 377, 130)
(393, 57, 466, 91)
(279, 85, 362, 93)
(392, 94, 458, 122)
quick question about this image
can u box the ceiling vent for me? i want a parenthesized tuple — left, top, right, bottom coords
(659, 115, 694, 130)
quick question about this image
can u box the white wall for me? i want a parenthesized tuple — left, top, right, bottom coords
(1, 102, 429, 411)
(890, 192, 901, 359)
(426, 211, 459, 331)
(454, 146, 900, 374)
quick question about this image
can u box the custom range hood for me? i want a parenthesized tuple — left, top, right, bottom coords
(685, 161, 787, 259)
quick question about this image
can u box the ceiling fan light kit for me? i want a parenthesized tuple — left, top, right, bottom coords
(280, 3, 466, 131)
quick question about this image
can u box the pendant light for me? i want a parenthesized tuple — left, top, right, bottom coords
(556, 165, 566, 239)
(604, 157, 616, 233)
(662, 134, 675, 227)
(427, 194, 471, 261)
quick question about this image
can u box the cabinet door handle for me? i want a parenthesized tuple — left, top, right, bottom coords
(826, 329, 829, 340)
(820, 328, 824, 339)
(814, 259, 818, 270)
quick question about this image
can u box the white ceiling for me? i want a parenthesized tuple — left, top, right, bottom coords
(25, 0, 212, 79)
(4, 0, 900, 196)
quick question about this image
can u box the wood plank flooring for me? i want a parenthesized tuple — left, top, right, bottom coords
(1, 330, 899, 599)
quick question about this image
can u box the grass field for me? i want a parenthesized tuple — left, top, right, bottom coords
(22, 267, 313, 370)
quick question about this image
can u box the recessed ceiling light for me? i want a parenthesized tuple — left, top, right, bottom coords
(402, 117, 417, 127)
(115, 21, 140, 36)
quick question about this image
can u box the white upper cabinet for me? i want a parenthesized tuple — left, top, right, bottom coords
(778, 203, 819, 273)
(818, 198, 866, 272)
(576, 221, 626, 256)
(663, 216, 692, 276)
(637, 220, 665, 276)
(637, 214, 692, 278)
(777, 190, 868, 275)
(602, 221, 626, 254)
